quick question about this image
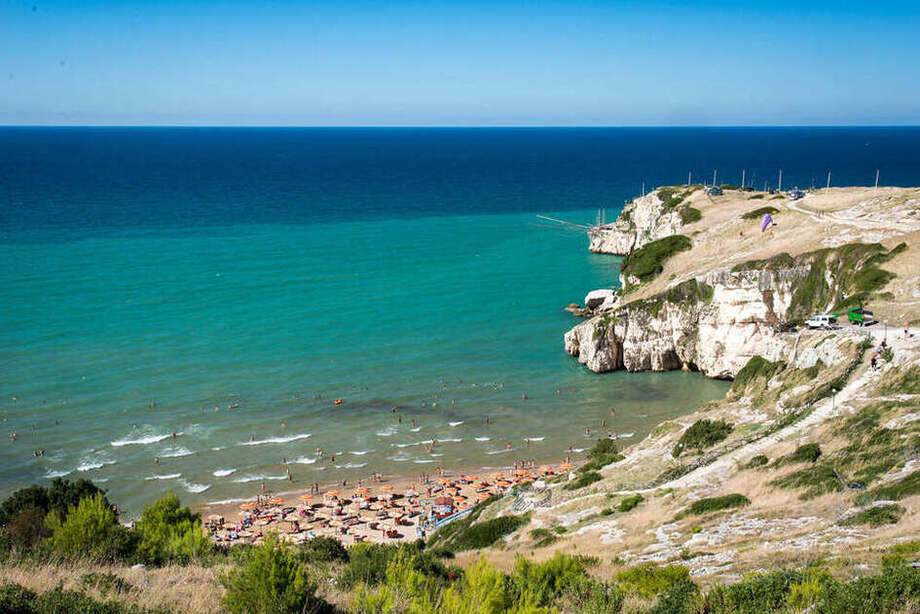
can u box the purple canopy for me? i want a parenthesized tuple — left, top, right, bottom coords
(761, 213, 773, 232)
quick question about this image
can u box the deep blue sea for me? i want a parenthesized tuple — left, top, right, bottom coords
(1, 127, 918, 514)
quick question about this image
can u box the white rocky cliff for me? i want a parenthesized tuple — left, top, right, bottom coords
(589, 190, 687, 255)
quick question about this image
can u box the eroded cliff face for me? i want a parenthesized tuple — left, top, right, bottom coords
(565, 269, 808, 378)
(588, 191, 685, 255)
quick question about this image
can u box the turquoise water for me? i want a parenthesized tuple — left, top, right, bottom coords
(15, 125, 917, 513)
(1, 212, 728, 512)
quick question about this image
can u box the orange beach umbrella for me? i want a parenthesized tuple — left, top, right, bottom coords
(268, 497, 284, 505)
(298, 494, 314, 502)
(379, 485, 394, 492)
(239, 501, 256, 510)
(325, 490, 340, 497)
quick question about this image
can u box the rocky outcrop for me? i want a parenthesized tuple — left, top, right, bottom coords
(589, 191, 687, 255)
(584, 289, 618, 310)
(565, 269, 808, 378)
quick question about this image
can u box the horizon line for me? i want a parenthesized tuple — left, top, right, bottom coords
(2, 124, 920, 129)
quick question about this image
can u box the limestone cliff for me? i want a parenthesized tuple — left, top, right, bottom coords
(588, 188, 694, 255)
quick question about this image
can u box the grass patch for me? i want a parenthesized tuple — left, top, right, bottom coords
(744, 455, 769, 469)
(856, 470, 920, 505)
(771, 464, 843, 500)
(620, 235, 692, 284)
(741, 205, 779, 220)
(615, 563, 691, 598)
(578, 438, 624, 473)
(629, 278, 714, 318)
(618, 494, 644, 512)
(839, 504, 905, 527)
(678, 494, 750, 519)
(878, 365, 920, 395)
(748, 194, 765, 200)
(529, 528, 558, 548)
(732, 356, 786, 394)
(564, 471, 602, 491)
(673, 419, 733, 457)
(777, 443, 822, 465)
(680, 206, 702, 224)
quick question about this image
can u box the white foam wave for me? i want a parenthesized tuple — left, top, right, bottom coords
(487, 449, 512, 455)
(388, 456, 410, 462)
(439, 437, 462, 443)
(350, 450, 373, 455)
(161, 447, 194, 458)
(394, 442, 417, 448)
(430, 453, 444, 457)
(291, 456, 317, 464)
(211, 446, 226, 451)
(448, 421, 464, 427)
(474, 436, 491, 441)
(412, 459, 435, 464)
(524, 437, 545, 442)
(45, 469, 71, 478)
(208, 497, 251, 506)
(77, 460, 116, 472)
(179, 479, 211, 494)
(232, 473, 287, 483)
(339, 462, 367, 469)
(376, 427, 397, 437)
(111, 433, 172, 447)
(409, 427, 422, 432)
(145, 473, 181, 480)
(241, 433, 311, 446)
(213, 468, 237, 477)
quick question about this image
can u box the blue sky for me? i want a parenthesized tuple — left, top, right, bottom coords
(1, 0, 918, 126)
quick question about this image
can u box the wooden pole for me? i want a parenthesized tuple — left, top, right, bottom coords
(875, 169, 880, 192)
(826, 171, 831, 190)
(687, 171, 691, 186)
(741, 169, 746, 189)
(778, 169, 783, 192)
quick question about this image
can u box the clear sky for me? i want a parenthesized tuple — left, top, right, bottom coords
(1, 0, 918, 126)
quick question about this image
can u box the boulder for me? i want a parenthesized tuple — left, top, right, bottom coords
(585, 289, 616, 310)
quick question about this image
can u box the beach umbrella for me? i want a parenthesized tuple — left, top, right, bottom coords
(559, 462, 575, 470)
(539, 465, 554, 474)
(490, 472, 505, 480)
(464, 475, 478, 481)
(434, 496, 453, 506)
(298, 494, 314, 502)
(379, 485, 394, 492)
(452, 495, 466, 503)
(325, 490, 340, 497)
(513, 469, 529, 476)
(353, 487, 369, 495)
(239, 502, 256, 510)
(268, 497, 284, 506)
(206, 513, 223, 522)
(404, 489, 418, 497)
(437, 477, 453, 485)
(477, 491, 491, 500)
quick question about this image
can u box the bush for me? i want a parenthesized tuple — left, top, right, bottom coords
(621, 235, 692, 284)
(704, 570, 804, 613)
(680, 206, 702, 224)
(529, 528, 557, 548)
(221, 534, 327, 614)
(510, 553, 589, 607)
(682, 494, 750, 518)
(732, 356, 785, 393)
(672, 419, 733, 457)
(340, 542, 400, 588)
(839, 504, 905, 527)
(564, 471, 602, 491)
(135, 492, 211, 565)
(0, 479, 108, 527)
(616, 563, 691, 598)
(298, 535, 348, 563)
(579, 439, 623, 473)
(5, 507, 51, 550)
(0, 582, 36, 614)
(44, 492, 126, 561)
(817, 563, 920, 613)
(445, 515, 529, 552)
(618, 494, 644, 512)
(856, 469, 920, 505)
(778, 443, 822, 465)
(744, 455, 768, 469)
(650, 576, 700, 614)
(81, 572, 133, 597)
(741, 206, 779, 220)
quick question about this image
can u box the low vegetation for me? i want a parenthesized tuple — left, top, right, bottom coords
(672, 419, 733, 457)
(678, 494, 750, 519)
(732, 356, 785, 394)
(620, 235, 692, 285)
(617, 494, 643, 512)
(741, 205, 779, 220)
(839, 504, 905, 527)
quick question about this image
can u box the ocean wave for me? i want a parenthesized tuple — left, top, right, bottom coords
(291, 456, 317, 464)
(213, 468, 237, 477)
(487, 448, 512, 455)
(338, 462, 367, 469)
(232, 473, 287, 483)
(448, 421, 464, 427)
(208, 497, 251, 506)
(161, 447, 194, 458)
(438, 437, 462, 443)
(350, 450, 373, 455)
(430, 453, 444, 457)
(388, 456, 410, 462)
(524, 437, 545, 442)
(44, 469, 72, 478)
(240, 433, 311, 446)
(393, 442, 418, 448)
(211, 446, 226, 451)
(474, 436, 491, 441)
(76, 460, 116, 472)
(412, 459, 435, 464)
(376, 427, 397, 437)
(111, 433, 173, 447)
(145, 473, 181, 480)
(409, 427, 422, 432)
(179, 479, 211, 494)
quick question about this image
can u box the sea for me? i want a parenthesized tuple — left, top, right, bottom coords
(2, 127, 919, 514)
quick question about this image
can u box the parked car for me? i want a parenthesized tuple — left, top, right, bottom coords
(789, 187, 805, 200)
(847, 307, 876, 326)
(806, 314, 839, 329)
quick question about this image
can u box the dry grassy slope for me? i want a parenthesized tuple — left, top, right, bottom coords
(469, 187, 920, 581)
(629, 186, 920, 326)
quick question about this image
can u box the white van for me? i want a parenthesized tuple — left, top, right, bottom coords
(806, 314, 838, 329)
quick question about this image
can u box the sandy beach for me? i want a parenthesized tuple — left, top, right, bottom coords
(197, 456, 578, 546)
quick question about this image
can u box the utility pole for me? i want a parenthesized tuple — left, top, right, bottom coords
(687, 171, 691, 186)
(875, 169, 880, 192)
(778, 169, 783, 192)
(826, 171, 831, 191)
(712, 169, 717, 187)
(741, 169, 746, 189)
(641, 181, 646, 197)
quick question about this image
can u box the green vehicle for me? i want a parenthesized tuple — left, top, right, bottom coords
(847, 307, 876, 326)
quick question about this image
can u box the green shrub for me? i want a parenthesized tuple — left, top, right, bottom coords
(529, 528, 557, 548)
(298, 535, 348, 563)
(744, 455, 768, 469)
(616, 563, 691, 598)
(135, 492, 211, 565)
(621, 235, 692, 284)
(0, 479, 108, 526)
(340, 542, 400, 588)
(650, 576, 700, 614)
(221, 534, 327, 614)
(839, 504, 905, 527)
(704, 569, 804, 613)
(770, 464, 843, 500)
(44, 492, 128, 561)
(672, 419, 733, 457)
(447, 515, 528, 552)
(680, 206, 702, 224)
(564, 471, 602, 491)
(81, 572, 133, 597)
(817, 563, 920, 613)
(732, 356, 785, 393)
(618, 494, 643, 512)
(510, 553, 590, 607)
(578, 438, 624, 473)
(0, 582, 36, 614)
(681, 494, 750, 518)
(778, 443, 822, 465)
(741, 206, 779, 220)
(5, 507, 51, 550)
